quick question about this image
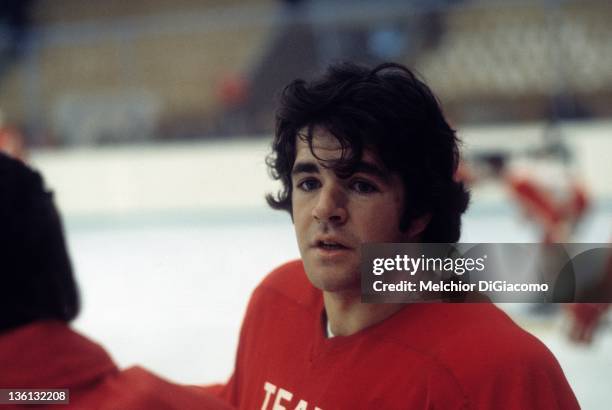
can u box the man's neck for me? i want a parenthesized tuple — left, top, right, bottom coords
(323, 290, 404, 337)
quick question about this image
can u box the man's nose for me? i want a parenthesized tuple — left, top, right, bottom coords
(312, 185, 347, 225)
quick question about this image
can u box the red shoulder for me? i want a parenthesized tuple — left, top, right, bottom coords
(432, 305, 579, 409)
(259, 259, 307, 289)
(253, 259, 321, 311)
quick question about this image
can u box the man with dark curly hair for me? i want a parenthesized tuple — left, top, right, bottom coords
(216, 62, 578, 409)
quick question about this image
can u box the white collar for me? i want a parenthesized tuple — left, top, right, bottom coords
(326, 318, 336, 338)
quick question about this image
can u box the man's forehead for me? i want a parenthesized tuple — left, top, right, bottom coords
(292, 129, 392, 183)
(295, 127, 380, 165)
(296, 127, 341, 157)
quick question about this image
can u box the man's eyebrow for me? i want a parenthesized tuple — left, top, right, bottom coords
(292, 161, 319, 176)
(353, 161, 391, 182)
(292, 160, 390, 181)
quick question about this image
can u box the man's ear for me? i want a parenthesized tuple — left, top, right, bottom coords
(405, 213, 431, 240)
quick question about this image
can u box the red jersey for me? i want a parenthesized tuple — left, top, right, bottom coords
(219, 260, 579, 410)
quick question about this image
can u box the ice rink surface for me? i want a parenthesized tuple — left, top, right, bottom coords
(67, 205, 611, 409)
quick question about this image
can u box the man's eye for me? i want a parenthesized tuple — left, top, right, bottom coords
(297, 179, 321, 192)
(351, 180, 378, 194)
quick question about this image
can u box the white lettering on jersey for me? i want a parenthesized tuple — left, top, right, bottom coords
(261, 382, 277, 410)
(294, 400, 308, 410)
(261, 381, 323, 410)
(273, 388, 293, 409)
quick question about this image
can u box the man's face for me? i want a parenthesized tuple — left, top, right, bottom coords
(291, 127, 419, 293)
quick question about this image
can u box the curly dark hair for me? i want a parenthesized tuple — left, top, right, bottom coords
(0, 153, 79, 332)
(266, 62, 470, 243)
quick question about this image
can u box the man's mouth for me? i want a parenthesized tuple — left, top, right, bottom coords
(316, 240, 349, 250)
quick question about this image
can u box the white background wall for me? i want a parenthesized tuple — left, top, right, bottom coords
(30, 121, 612, 216)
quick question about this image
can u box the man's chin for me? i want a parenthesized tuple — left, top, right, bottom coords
(303, 267, 360, 293)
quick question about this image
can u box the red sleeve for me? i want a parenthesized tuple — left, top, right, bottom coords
(191, 383, 226, 398)
(75, 366, 234, 409)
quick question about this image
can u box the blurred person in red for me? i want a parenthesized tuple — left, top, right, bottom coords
(0, 153, 233, 410)
(456, 127, 589, 245)
(456, 132, 610, 339)
(504, 147, 589, 245)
